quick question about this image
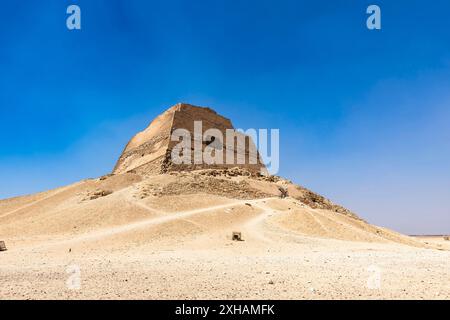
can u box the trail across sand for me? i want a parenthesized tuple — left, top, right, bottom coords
(42, 197, 276, 247)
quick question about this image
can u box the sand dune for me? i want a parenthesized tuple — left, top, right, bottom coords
(1, 169, 449, 299)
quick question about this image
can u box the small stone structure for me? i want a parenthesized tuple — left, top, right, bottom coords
(444, 236, 450, 241)
(232, 232, 242, 241)
(0, 241, 7, 252)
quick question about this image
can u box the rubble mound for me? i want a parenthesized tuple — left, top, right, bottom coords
(136, 171, 271, 200)
(293, 186, 359, 219)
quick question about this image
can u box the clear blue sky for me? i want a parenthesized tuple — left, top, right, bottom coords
(1, 1, 449, 234)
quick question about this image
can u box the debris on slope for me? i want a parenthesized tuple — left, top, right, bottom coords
(83, 189, 114, 201)
(99, 174, 114, 181)
(163, 177, 270, 199)
(136, 172, 271, 200)
(293, 186, 360, 220)
(131, 168, 359, 220)
(180, 168, 357, 217)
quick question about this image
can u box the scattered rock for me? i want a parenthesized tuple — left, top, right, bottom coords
(263, 175, 280, 183)
(84, 189, 113, 201)
(99, 174, 114, 181)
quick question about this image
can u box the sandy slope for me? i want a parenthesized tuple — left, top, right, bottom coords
(0, 170, 449, 299)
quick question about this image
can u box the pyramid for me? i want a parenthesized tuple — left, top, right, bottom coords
(113, 103, 267, 175)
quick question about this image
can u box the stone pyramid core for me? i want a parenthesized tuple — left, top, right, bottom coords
(113, 103, 267, 175)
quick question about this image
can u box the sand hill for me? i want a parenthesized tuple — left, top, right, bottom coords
(0, 104, 449, 300)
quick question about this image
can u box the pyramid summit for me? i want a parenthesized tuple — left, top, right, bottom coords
(113, 103, 267, 175)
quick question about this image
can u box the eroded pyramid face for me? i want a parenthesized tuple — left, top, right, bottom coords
(113, 103, 267, 175)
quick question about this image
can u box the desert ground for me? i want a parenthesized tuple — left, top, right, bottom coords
(1, 169, 449, 299)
